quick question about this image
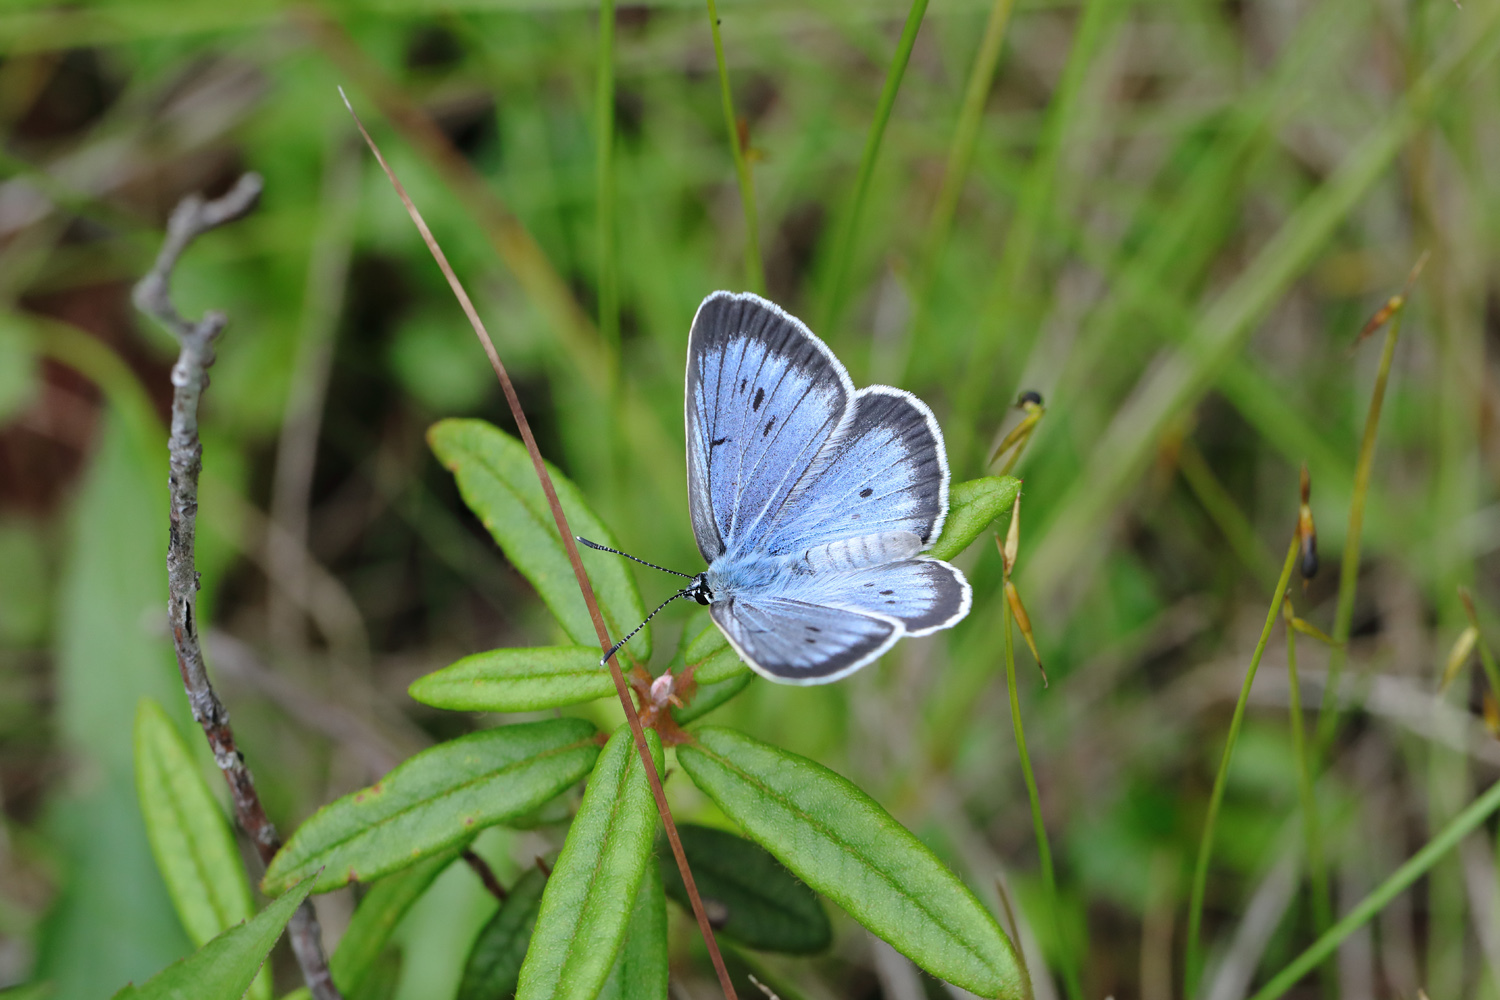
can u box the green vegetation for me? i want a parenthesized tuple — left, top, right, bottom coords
(1, 0, 1498, 996)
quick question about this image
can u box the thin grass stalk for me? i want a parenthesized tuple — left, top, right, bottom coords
(1315, 309, 1403, 758)
(704, 0, 763, 294)
(819, 0, 929, 334)
(1185, 536, 1300, 998)
(894, 0, 1018, 380)
(1003, 589, 1083, 1000)
(1246, 776, 1500, 1000)
(596, 0, 619, 379)
(342, 94, 740, 1000)
(1282, 597, 1333, 995)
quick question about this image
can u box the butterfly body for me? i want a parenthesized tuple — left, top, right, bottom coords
(683, 291, 971, 685)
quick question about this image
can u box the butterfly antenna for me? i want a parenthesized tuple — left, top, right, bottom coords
(601, 589, 691, 665)
(576, 536, 694, 579)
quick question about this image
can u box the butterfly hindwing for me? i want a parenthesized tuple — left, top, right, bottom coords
(762, 385, 948, 558)
(686, 292, 853, 563)
(710, 596, 900, 684)
(776, 557, 971, 636)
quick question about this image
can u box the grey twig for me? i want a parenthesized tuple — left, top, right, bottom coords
(134, 172, 344, 1000)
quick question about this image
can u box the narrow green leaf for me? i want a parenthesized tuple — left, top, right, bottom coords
(685, 622, 748, 685)
(597, 855, 668, 1000)
(133, 699, 255, 943)
(660, 824, 830, 954)
(428, 419, 649, 659)
(264, 719, 601, 894)
(410, 646, 615, 713)
(133, 700, 269, 1000)
(678, 727, 1025, 997)
(111, 876, 315, 1000)
(927, 476, 1022, 562)
(516, 728, 662, 1000)
(331, 847, 464, 995)
(457, 867, 547, 1000)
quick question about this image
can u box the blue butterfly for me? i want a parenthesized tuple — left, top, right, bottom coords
(589, 291, 969, 683)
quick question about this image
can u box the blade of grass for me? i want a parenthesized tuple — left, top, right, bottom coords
(947, 0, 1121, 463)
(341, 92, 739, 1000)
(1281, 597, 1332, 995)
(819, 0, 929, 335)
(705, 0, 764, 294)
(1315, 306, 1406, 758)
(1027, 7, 1500, 604)
(597, 0, 619, 380)
(1185, 535, 1300, 997)
(1246, 775, 1500, 1000)
(1002, 571, 1082, 1000)
(886, 0, 1018, 382)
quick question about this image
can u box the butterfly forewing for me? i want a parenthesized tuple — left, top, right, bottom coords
(762, 386, 948, 558)
(686, 292, 852, 562)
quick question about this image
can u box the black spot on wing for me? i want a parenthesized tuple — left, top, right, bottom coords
(860, 488, 873, 497)
(711, 437, 728, 448)
(763, 417, 775, 436)
(753, 386, 765, 411)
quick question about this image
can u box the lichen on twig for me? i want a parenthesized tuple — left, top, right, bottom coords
(133, 172, 344, 1000)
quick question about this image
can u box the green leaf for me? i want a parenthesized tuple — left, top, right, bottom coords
(111, 875, 316, 1000)
(0, 311, 37, 424)
(927, 476, 1022, 562)
(516, 728, 662, 1000)
(660, 824, 830, 954)
(264, 719, 601, 894)
(673, 669, 755, 726)
(331, 847, 464, 995)
(677, 727, 1025, 997)
(457, 866, 547, 1000)
(428, 419, 650, 660)
(409, 646, 615, 713)
(684, 622, 748, 685)
(133, 699, 269, 1000)
(597, 855, 668, 1000)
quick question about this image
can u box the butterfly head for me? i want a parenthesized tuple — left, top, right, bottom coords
(685, 573, 714, 606)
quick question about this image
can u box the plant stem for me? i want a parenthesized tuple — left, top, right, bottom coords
(820, 0, 929, 334)
(704, 0, 763, 294)
(1246, 776, 1500, 1000)
(596, 0, 619, 379)
(343, 94, 740, 1000)
(134, 174, 343, 1000)
(1282, 598, 1332, 994)
(1003, 595, 1083, 1000)
(1315, 309, 1402, 758)
(1184, 536, 1299, 998)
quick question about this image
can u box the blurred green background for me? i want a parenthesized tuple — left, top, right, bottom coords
(1, 0, 1498, 997)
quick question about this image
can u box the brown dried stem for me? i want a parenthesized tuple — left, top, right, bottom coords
(133, 173, 343, 1000)
(340, 92, 740, 1000)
